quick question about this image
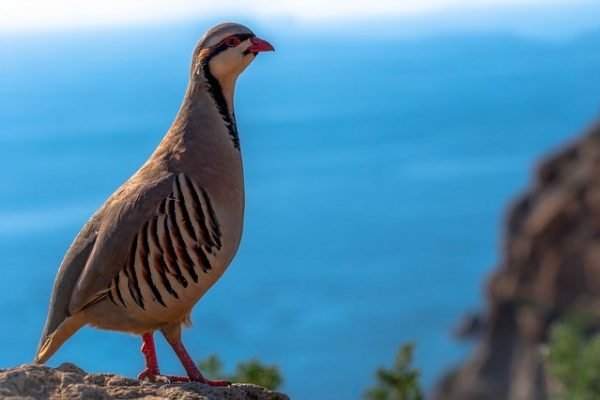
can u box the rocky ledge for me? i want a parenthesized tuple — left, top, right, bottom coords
(0, 363, 289, 400)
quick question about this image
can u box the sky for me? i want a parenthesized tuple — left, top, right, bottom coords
(1, 0, 600, 37)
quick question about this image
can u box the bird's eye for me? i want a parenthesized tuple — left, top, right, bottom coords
(224, 36, 241, 47)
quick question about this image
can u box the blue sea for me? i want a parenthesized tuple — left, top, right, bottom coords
(1, 22, 600, 399)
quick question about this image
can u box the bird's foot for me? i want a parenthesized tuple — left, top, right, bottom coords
(138, 370, 230, 386)
(163, 336, 231, 386)
(138, 368, 169, 383)
(194, 377, 231, 387)
(174, 374, 231, 386)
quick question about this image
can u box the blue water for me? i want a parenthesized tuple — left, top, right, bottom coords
(1, 23, 600, 399)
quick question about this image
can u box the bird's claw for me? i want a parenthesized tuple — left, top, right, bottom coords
(176, 375, 231, 386)
(197, 378, 231, 387)
(137, 367, 154, 381)
(137, 368, 169, 383)
(137, 370, 230, 386)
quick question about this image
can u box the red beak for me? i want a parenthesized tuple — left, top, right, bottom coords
(247, 37, 274, 53)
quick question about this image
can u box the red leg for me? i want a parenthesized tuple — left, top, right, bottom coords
(137, 330, 229, 386)
(168, 339, 230, 386)
(137, 333, 193, 383)
(138, 332, 161, 381)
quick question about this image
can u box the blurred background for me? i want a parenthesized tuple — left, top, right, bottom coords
(1, 0, 600, 399)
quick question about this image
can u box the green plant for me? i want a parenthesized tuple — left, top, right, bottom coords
(542, 315, 600, 400)
(364, 342, 424, 400)
(197, 355, 283, 390)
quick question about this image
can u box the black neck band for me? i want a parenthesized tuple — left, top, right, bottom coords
(198, 33, 255, 150)
(201, 60, 240, 150)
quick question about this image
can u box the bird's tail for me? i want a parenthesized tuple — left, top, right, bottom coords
(34, 313, 85, 364)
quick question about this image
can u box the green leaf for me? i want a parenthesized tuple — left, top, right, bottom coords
(234, 359, 283, 390)
(364, 342, 424, 400)
(544, 315, 600, 400)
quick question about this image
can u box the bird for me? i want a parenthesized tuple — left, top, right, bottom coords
(34, 22, 274, 386)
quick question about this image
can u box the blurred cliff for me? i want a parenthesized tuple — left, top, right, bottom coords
(435, 118, 600, 400)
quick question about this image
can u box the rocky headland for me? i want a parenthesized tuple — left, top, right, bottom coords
(436, 119, 600, 399)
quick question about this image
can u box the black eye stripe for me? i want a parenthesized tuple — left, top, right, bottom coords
(206, 33, 255, 57)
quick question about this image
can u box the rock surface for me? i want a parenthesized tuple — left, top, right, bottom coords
(0, 363, 289, 400)
(435, 120, 600, 400)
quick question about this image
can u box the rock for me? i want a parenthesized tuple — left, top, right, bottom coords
(453, 311, 484, 339)
(0, 363, 289, 400)
(434, 120, 600, 400)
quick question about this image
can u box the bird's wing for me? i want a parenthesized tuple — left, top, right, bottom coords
(67, 172, 175, 314)
(35, 170, 173, 360)
(68, 172, 222, 314)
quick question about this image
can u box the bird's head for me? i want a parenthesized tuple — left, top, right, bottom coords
(193, 23, 274, 87)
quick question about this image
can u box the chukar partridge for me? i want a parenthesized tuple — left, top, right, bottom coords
(34, 23, 274, 385)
